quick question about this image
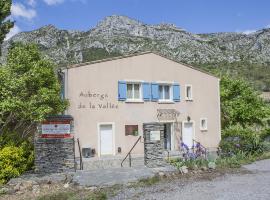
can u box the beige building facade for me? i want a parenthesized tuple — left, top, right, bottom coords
(62, 52, 221, 157)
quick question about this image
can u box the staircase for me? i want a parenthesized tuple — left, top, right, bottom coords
(79, 155, 144, 170)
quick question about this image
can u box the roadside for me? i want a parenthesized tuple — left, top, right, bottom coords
(1, 158, 270, 200)
(112, 159, 270, 200)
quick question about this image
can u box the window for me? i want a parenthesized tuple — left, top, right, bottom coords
(185, 85, 193, 100)
(200, 118, 207, 131)
(125, 125, 139, 136)
(158, 84, 172, 101)
(127, 83, 141, 100)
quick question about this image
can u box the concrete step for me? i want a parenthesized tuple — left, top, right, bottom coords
(77, 155, 145, 170)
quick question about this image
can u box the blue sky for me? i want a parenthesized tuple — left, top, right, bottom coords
(6, 0, 270, 39)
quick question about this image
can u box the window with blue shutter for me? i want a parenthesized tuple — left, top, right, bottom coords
(173, 83, 180, 102)
(118, 81, 127, 101)
(151, 83, 159, 101)
(143, 82, 151, 101)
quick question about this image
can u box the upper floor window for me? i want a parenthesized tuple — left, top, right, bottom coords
(127, 83, 142, 100)
(185, 84, 193, 100)
(200, 118, 207, 131)
(158, 84, 172, 101)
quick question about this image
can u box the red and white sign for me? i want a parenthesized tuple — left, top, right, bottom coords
(41, 119, 72, 138)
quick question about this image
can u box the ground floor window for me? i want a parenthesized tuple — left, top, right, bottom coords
(200, 118, 208, 131)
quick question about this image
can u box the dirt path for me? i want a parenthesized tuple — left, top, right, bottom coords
(111, 159, 270, 200)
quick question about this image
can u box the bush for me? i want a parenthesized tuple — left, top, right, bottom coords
(169, 158, 208, 170)
(216, 152, 257, 168)
(260, 128, 270, 141)
(0, 142, 34, 184)
(219, 126, 264, 155)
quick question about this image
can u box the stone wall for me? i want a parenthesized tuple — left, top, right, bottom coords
(143, 123, 167, 168)
(35, 138, 75, 173)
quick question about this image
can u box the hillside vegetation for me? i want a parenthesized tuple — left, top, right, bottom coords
(1, 15, 270, 91)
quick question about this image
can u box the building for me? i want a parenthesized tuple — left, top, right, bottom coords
(61, 52, 221, 159)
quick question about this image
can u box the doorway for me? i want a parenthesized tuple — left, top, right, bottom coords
(99, 124, 114, 156)
(164, 123, 173, 150)
(182, 121, 194, 148)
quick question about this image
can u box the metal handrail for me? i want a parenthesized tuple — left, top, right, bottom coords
(192, 139, 207, 159)
(77, 138, 83, 170)
(121, 136, 142, 167)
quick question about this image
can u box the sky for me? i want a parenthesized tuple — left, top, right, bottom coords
(6, 0, 270, 40)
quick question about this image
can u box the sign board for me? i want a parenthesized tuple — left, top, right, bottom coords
(157, 109, 180, 121)
(42, 124, 71, 134)
(40, 115, 73, 138)
(150, 130, 160, 141)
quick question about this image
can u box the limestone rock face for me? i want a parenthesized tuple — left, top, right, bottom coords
(2, 15, 270, 67)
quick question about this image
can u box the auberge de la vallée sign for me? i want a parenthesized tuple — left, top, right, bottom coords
(41, 121, 71, 138)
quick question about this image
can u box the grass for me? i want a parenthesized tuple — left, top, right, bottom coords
(37, 190, 107, 200)
(216, 151, 270, 169)
(137, 176, 160, 186)
(169, 151, 270, 171)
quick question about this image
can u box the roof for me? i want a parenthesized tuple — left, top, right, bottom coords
(63, 51, 219, 79)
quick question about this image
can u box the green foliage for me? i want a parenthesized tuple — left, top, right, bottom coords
(215, 152, 255, 168)
(220, 126, 265, 155)
(0, 43, 68, 137)
(0, 142, 34, 184)
(200, 61, 270, 92)
(220, 75, 270, 128)
(169, 158, 208, 170)
(0, 0, 14, 54)
(37, 190, 107, 200)
(260, 128, 270, 141)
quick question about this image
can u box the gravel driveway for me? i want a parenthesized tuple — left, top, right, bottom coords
(111, 159, 270, 200)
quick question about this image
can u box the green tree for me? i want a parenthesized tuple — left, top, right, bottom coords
(0, 43, 68, 138)
(0, 0, 14, 54)
(220, 75, 270, 129)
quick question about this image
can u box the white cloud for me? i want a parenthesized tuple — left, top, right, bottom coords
(5, 25, 21, 41)
(27, 0, 36, 7)
(11, 3, 37, 20)
(43, 0, 65, 5)
(266, 25, 270, 29)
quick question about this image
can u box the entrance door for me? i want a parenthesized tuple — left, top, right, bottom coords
(164, 123, 172, 150)
(100, 124, 113, 156)
(182, 122, 194, 148)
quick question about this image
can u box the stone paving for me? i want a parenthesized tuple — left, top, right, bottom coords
(73, 166, 167, 186)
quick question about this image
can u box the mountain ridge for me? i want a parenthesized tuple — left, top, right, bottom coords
(1, 15, 270, 90)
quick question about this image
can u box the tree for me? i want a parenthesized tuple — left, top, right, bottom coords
(0, 43, 68, 138)
(220, 75, 270, 129)
(0, 0, 14, 54)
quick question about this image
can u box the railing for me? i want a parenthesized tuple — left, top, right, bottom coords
(121, 136, 142, 167)
(192, 139, 207, 159)
(77, 138, 83, 170)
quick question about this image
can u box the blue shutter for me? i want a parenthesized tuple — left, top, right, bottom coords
(151, 83, 159, 101)
(143, 82, 151, 101)
(118, 81, 127, 101)
(173, 83, 180, 102)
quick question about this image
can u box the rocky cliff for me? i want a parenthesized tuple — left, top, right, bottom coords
(1, 15, 270, 90)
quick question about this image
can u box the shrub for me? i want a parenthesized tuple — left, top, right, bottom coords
(0, 142, 34, 184)
(260, 128, 270, 141)
(169, 158, 208, 170)
(219, 126, 264, 155)
(216, 152, 257, 168)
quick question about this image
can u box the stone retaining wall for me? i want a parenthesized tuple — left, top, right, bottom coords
(34, 138, 75, 173)
(143, 123, 167, 168)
